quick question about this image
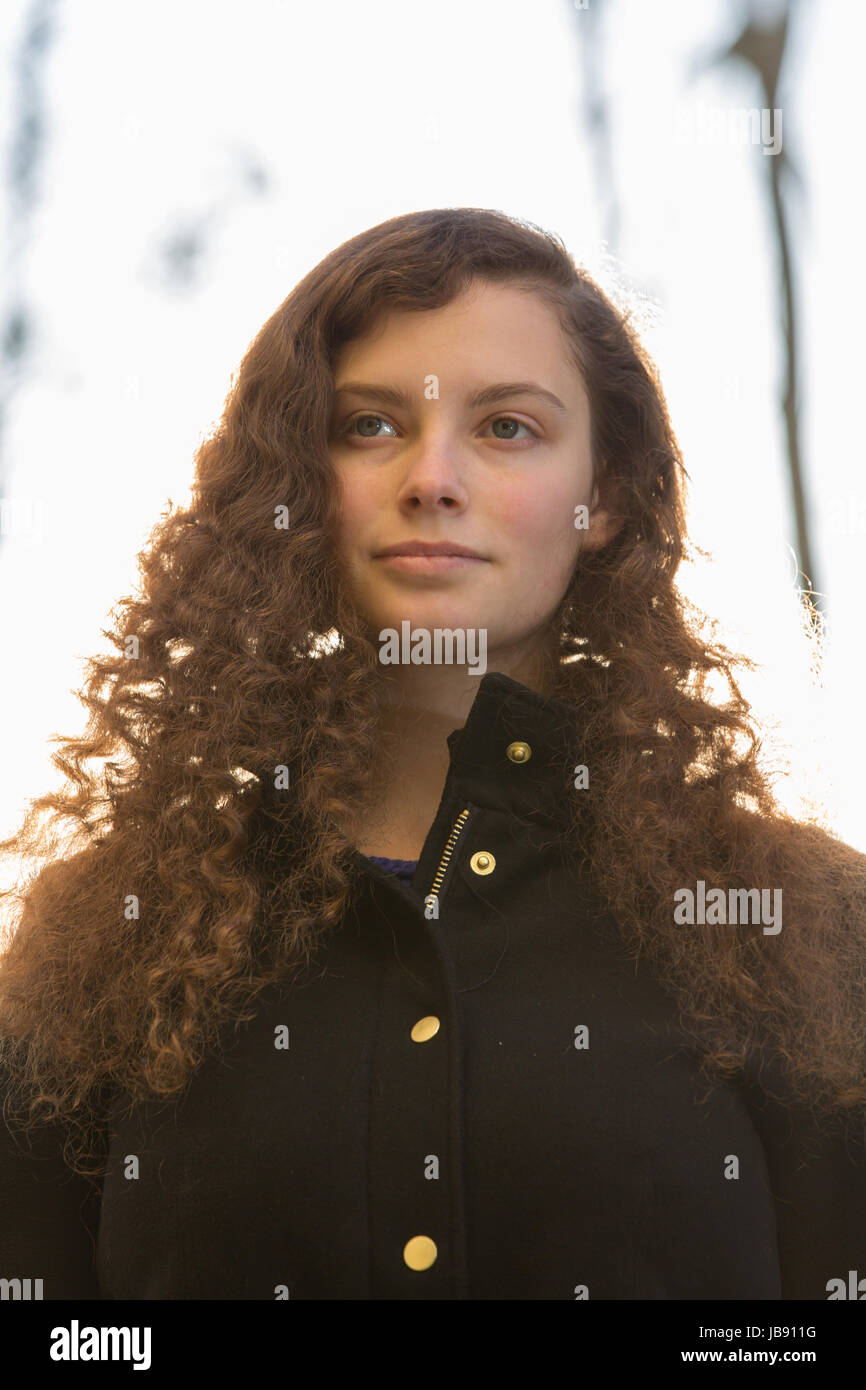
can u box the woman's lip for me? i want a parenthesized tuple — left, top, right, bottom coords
(374, 553, 486, 570)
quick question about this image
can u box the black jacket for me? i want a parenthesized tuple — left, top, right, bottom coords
(1, 670, 865, 1300)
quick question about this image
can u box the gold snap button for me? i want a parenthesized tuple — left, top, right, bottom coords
(469, 851, 496, 875)
(410, 1015, 440, 1043)
(506, 741, 531, 763)
(403, 1235, 438, 1270)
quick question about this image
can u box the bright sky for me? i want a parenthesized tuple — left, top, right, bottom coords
(1, 0, 863, 893)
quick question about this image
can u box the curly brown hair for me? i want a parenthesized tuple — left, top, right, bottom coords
(2, 206, 865, 1180)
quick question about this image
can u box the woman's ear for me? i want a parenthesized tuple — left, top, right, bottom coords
(581, 480, 624, 552)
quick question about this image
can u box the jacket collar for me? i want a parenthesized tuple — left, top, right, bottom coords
(341, 668, 594, 906)
(439, 669, 586, 830)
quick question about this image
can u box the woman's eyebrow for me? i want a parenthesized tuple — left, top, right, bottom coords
(333, 380, 569, 415)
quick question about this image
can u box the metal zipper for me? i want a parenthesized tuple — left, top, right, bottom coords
(426, 805, 476, 910)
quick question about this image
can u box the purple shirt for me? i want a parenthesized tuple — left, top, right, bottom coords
(366, 855, 418, 886)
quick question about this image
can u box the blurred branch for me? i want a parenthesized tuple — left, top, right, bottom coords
(0, 0, 61, 519)
(150, 146, 270, 291)
(693, 0, 820, 622)
(569, 0, 621, 253)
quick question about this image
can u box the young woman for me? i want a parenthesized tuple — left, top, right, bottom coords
(1, 207, 865, 1301)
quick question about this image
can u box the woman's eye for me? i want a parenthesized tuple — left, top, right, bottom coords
(344, 413, 537, 440)
(347, 414, 397, 438)
(487, 416, 536, 440)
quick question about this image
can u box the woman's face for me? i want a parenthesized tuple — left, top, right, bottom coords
(329, 279, 616, 670)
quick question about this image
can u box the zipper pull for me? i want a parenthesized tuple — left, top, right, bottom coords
(424, 806, 474, 919)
